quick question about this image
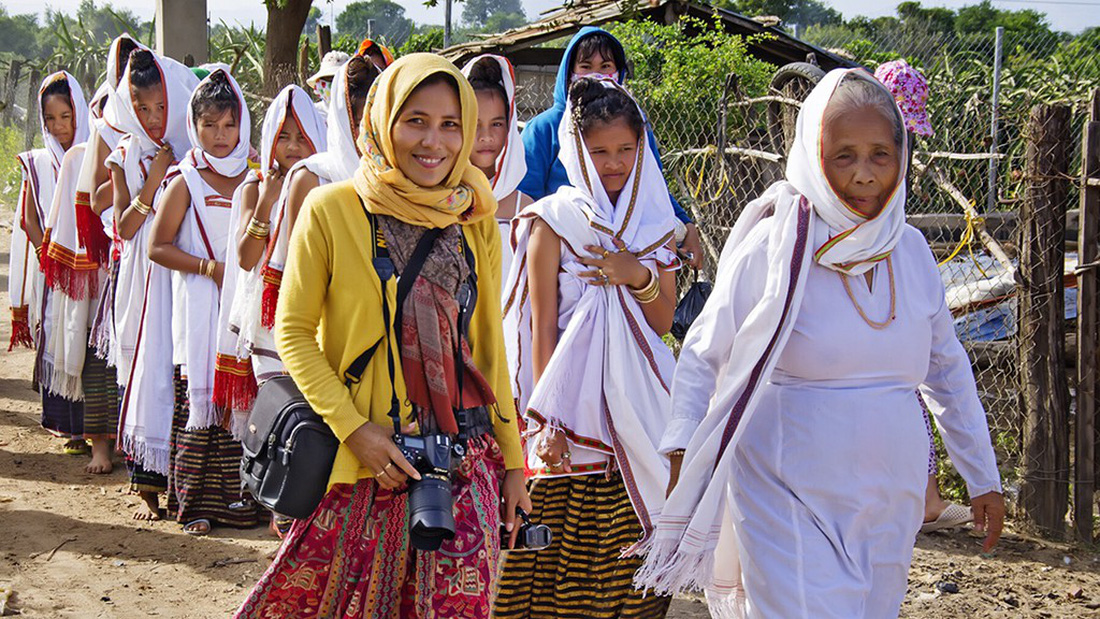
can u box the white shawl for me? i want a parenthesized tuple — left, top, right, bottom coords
(252, 63, 358, 332)
(9, 150, 52, 350)
(101, 52, 198, 371)
(35, 72, 91, 399)
(502, 79, 679, 541)
(634, 69, 909, 606)
(178, 68, 250, 430)
(220, 85, 326, 408)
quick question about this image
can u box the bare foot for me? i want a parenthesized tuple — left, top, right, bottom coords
(133, 491, 162, 521)
(62, 438, 90, 455)
(85, 439, 114, 474)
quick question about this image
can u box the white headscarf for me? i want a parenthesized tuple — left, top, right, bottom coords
(215, 84, 327, 421)
(634, 68, 908, 602)
(184, 69, 251, 177)
(104, 51, 198, 195)
(176, 67, 251, 429)
(461, 54, 526, 202)
(39, 72, 89, 169)
(89, 34, 147, 151)
(502, 78, 679, 543)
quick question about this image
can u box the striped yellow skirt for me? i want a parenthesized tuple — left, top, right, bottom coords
(492, 473, 671, 619)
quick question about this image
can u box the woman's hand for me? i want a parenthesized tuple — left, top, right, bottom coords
(679, 223, 704, 269)
(971, 491, 1005, 553)
(666, 452, 684, 498)
(344, 422, 421, 490)
(501, 468, 532, 549)
(212, 261, 225, 289)
(149, 144, 174, 182)
(578, 238, 649, 289)
(257, 167, 286, 215)
(535, 428, 572, 474)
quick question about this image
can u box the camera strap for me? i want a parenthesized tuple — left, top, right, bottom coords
(351, 202, 476, 436)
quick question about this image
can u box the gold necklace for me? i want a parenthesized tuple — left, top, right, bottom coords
(839, 257, 896, 330)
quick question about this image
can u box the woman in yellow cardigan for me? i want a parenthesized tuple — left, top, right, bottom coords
(235, 54, 531, 618)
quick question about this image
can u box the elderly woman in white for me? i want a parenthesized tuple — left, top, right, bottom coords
(635, 68, 1005, 618)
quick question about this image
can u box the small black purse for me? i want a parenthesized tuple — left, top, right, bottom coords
(670, 269, 713, 341)
(240, 375, 339, 519)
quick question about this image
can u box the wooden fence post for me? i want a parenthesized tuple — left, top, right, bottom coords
(3, 60, 23, 125)
(298, 38, 311, 86)
(317, 25, 331, 58)
(23, 68, 40, 151)
(1077, 89, 1100, 542)
(1019, 102, 1072, 539)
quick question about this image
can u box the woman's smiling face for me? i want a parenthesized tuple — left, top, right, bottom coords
(390, 78, 464, 188)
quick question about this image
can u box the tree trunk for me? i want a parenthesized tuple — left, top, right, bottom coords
(262, 0, 314, 97)
(1018, 102, 1071, 539)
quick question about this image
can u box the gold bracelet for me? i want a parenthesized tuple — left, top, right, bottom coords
(198, 259, 208, 277)
(205, 259, 217, 279)
(629, 268, 660, 304)
(131, 196, 151, 216)
(245, 217, 270, 240)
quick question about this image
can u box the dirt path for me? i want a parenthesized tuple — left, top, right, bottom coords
(1, 210, 1099, 618)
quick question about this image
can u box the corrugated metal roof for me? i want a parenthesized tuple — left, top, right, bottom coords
(440, 0, 857, 70)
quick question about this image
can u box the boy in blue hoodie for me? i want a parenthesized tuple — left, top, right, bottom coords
(517, 26, 704, 268)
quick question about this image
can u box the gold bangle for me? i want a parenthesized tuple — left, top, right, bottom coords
(205, 259, 217, 278)
(629, 268, 660, 304)
(198, 259, 208, 277)
(245, 217, 270, 240)
(131, 196, 151, 216)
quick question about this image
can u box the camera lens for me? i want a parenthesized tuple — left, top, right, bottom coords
(407, 474, 456, 551)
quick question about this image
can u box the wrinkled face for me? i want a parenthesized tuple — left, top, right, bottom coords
(195, 108, 240, 159)
(390, 80, 464, 188)
(131, 85, 166, 141)
(470, 91, 508, 176)
(572, 50, 617, 81)
(272, 117, 315, 171)
(582, 116, 639, 201)
(42, 94, 75, 150)
(822, 104, 901, 218)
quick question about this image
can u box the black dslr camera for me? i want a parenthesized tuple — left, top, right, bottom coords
(502, 507, 553, 551)
(393, 433, 466, 551)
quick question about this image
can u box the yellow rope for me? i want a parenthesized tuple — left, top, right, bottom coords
(937, 206, 988, 277)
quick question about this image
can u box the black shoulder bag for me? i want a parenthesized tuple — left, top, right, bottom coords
(240, 209, 450, 519)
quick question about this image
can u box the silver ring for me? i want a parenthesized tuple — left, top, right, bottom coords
(548, 460, 563, 469)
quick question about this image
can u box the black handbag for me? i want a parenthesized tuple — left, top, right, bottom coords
(240, 375, 339, 519)
(670, 269, 713, 341)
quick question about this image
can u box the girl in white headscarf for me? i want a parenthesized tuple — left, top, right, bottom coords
(255, 55, 378, 332)
(494, 77, 678, 619)
(214, 84, 325, 428)
(104, 48, 198, 521)
(635, 69, 1005, 619)
(40, 35, 142, 476)
(462, 54, 530, 285)
(147, 68, 262, 535)
(15, 72, 89, 456)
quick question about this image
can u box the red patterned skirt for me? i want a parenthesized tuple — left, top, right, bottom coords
(235, 437, 505, 619)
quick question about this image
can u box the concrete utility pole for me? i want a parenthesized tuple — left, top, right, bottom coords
(156, 0, 209, 65)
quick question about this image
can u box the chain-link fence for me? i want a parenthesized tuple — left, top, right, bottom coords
(513, 24, 1100, 533)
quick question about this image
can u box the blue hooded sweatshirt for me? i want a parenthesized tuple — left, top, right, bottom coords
(516, 26, 691, 223)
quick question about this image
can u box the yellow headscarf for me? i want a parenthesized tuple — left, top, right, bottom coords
(353, 53, 495, 228)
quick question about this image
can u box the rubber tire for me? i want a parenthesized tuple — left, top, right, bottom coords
(767, 62, 826, 156)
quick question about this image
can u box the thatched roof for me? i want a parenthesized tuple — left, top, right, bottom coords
(440, 0, 856, 70)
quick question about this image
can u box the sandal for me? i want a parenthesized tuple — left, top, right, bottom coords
(920, 503, 972, 534)
(183, 518, 211, 536)
(62, 439, 90, 456)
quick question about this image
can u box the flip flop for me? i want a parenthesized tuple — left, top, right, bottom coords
(920, 503, 972, 534)
(183, 519, 211, 536)
(62, 440, 90, 456)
